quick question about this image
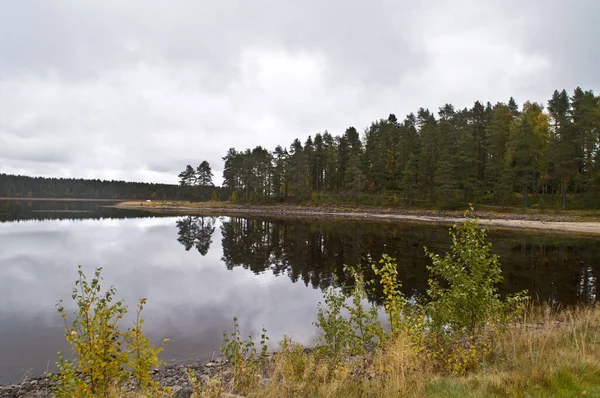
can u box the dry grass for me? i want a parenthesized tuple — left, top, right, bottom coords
(84, 306, 600, 397)
(246, 306, 600, 398)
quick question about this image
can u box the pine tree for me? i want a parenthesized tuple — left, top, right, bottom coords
(417, 108, 439, 202)
(485, 103, 513, 206)
(547, 89, 574, 208)
(272, 145, 287, 197)
(401, 153, 419, 206)
(195, 161, 214, 201)
(323, 132, 338, 192)
(454, 109, 478, 206)
(346, 154, 366, 197)
(289, 138, 310, 198)
(435, 104, 458, 205)
(570, 88, 599, 197)
(178, 165, 196, 187)
(507, 103, 542, 207)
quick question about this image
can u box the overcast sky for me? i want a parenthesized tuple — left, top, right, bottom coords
(1, 1, 598, 184)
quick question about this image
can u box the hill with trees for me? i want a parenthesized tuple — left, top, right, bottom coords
(221, 88, 600, 209)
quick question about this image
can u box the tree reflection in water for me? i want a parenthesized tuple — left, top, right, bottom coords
(176, 216, 216, 255)
(177, 216, 599, 306)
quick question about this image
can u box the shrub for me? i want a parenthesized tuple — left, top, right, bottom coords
(370, 254, 407, 338)
(221, 317, 269, 394)
(54, 266, 169, 397)
(423, 207, 527, 373)
(370, 254, 426, 350)
(314, 265, 383, 361)
(314, 286, 354, 360)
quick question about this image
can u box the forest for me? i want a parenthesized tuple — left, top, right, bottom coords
(3, 87, 599, 209)
(0, 173, 223, 201)
(221, 88, 600, 209)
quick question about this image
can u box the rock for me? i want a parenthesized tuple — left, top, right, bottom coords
(171, 385, 193, 398)
(0, 355, 257, 398)
(200, 374, 211, 384)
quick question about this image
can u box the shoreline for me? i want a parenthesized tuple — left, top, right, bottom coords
(0, 356, 239, 397)
(0, 197, 127, 202)
(115, 202, 600, 236)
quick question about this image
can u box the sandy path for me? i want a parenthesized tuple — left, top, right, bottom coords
(116, 204, 600, 236)
(362, 213, 600, 235)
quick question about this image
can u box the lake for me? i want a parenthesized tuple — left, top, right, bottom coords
(0, 200, 598, 384)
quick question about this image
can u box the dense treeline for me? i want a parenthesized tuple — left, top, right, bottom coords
(0, 173, 223, 200)
(222, 88, 600, 208)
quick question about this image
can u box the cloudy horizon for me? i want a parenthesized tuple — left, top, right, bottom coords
(1, 1, 598, 185)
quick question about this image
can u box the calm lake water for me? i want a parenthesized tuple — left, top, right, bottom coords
(0, 200, 598, 383)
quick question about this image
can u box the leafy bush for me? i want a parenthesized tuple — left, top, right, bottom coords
(370, 254, 425, 349)
(314, 207, 527, 375)
(370, 254, 406, 338)
(423, 207, 528, 373)
(221, 317, 269, 394)
(54, 266, 169, 397)
(314, 265, 383, 361)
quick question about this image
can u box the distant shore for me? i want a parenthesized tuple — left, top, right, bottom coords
(0, 197, 127, 202)
(4, 197, 600, 235)
(115, 200, 600, 236)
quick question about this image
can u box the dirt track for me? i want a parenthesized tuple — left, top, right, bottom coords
(115, 203, 600, 236)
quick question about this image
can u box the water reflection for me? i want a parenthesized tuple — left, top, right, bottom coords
(0, 199, 165, 222)
(176, 216, 216, 255)
(216, 217, 599, 305)
(0, 216, 323, 384)
(1, 203, 599, 384)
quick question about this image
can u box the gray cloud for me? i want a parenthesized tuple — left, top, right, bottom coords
(1, 0, 598, 184)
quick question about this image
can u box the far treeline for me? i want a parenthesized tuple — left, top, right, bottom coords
(0, 173, 224, 201)
(217, 87, 600, 209)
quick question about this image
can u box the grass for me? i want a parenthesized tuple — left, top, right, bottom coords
(248, 305, 600, 398)
(47, 298, 598, 398)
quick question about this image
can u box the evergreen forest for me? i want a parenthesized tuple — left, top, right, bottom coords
(221, 88, 600, 209)
(3, 87, 600, 209)
(0, 173, 222, 201)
